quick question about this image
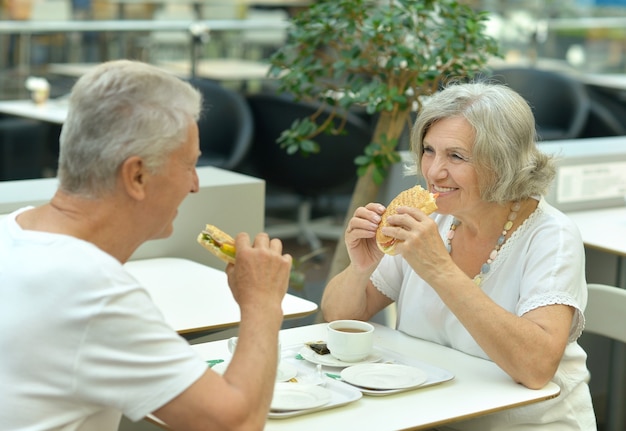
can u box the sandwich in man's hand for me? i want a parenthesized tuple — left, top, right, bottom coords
(197, 224, 236, 264)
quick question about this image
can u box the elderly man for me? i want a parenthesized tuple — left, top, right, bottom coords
(0, 60, 292, 431)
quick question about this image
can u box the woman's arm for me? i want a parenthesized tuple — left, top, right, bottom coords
(322, 266, 393, 322)
(429, 263, 574, 388)
(322, 203, 393, 322)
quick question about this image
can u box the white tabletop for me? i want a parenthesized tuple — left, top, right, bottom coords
(47, 62, 182, 78)
(0, 98, 68, 124)
(124, 257, 318, 335)
(0, 58, 269, 123)
(0, 18, 288, 34)
(47, 59, 273, 82)
(149, 323, 560, 430)
(566, 206, 626, 257)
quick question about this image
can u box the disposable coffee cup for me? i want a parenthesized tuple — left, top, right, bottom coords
(327, 320, 374, 362)
(25, 77, 50, 105)
(31, 87, 49, 105)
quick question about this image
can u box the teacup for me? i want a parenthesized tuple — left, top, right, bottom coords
(327, 320, 374, 362)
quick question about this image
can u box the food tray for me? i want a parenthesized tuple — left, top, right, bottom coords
(287, 343, 454, 397)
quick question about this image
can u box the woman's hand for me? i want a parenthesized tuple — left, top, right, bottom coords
(345, 203, 386, 272)
(322, 202, 393, 322)
(382, 206, 451, 280)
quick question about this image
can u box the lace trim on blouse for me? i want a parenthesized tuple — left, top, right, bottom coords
(520, 291, 585, 342)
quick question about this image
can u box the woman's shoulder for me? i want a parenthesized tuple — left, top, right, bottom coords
(531, 197, 583, 241)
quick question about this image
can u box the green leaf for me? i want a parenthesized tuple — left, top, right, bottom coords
(266, 0, 499, 181)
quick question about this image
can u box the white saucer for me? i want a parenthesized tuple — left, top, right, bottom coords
(271, 383, 332, 411)
(299, 346, 383, 368)
(211, 361, 298, 383)
(341, 363, 428, 390)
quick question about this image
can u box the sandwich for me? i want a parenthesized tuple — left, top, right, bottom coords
(376, 185, 438, 255)
(197, 224, 236, 264)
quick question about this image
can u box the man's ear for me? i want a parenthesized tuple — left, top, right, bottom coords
(120, 156, 147, 201)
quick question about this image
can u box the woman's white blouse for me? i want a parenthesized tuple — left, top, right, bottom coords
(370, 197, 596, 430)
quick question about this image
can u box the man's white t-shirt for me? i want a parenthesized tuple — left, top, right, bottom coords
(0, 208, 208, 431)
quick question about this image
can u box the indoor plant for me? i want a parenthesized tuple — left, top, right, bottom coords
(268, 0, 500, 279)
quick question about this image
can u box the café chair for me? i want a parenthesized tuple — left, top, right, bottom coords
(487, 66, 590, 141)
(188, 78, 254, 171)
(581, 99, 626, 138)
(0, 117, 48, 180)
(580, 89, 626, 138)
(584, 283, 626, 431)
(243, 92, 374, 251)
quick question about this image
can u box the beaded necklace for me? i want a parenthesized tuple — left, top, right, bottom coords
(446, 201, 521, 286)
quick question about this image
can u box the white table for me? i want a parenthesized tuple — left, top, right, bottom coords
(0, 18, 288, 73)
(0, 18, 289, 35)
(124, 257, 318, 336)
(567, 206, 626, 259)
(48, 59, 273, 83)
(158, 58, 272, 82)
(0, 98, 68, 124)
(149, 322, 560, 430)
(566, 207, 626, 431)
(47, 61, 182, 79)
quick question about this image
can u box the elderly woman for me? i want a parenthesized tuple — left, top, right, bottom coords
(321, 82, 596, 430)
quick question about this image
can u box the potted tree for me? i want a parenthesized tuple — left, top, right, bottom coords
(268, 0, 500, 279)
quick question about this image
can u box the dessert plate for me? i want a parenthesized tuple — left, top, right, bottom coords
(298, 346, 382, 368)
(340, 363, 428, 390)
(270, 383, 332, 411)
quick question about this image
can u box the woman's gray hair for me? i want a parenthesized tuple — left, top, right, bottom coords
(58, 60, 202, 197)
(409, 81, 556, 204)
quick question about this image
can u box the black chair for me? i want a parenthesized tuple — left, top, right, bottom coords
(488, 67, 590, 141)
(580, 87, 626, 138)
(243, 92, 374, 251)
(187, 78, 254, 171)
(0, 117, 49, 180)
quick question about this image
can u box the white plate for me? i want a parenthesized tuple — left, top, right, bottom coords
(211, 362, 298, 383)
(341, 363, 428, 390)
(268, 377, 362, 419)
(270, 383, 332, 411)
(298, 346, 383, 368)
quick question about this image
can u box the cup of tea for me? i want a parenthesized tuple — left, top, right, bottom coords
(327, 320, 374, 362)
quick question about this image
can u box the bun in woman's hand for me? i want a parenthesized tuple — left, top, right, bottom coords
(376, 185, 438, 255)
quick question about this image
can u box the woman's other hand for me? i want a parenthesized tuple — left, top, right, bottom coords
(345, 203, 386, 272)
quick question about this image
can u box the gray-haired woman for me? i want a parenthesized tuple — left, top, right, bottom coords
(322, 82, 596, 430)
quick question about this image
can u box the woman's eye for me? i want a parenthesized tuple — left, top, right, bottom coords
(423, 146, 434, 154)
(450, 152, 468, 162)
